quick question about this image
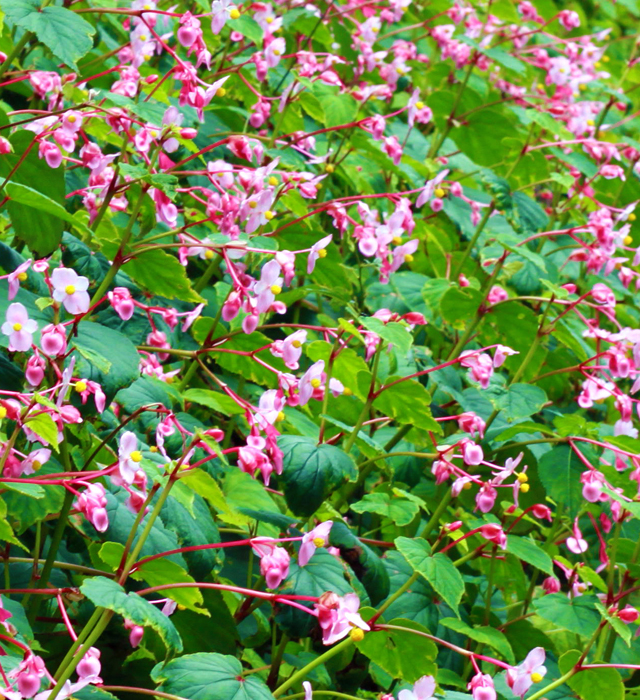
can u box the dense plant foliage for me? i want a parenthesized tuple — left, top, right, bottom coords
(2, 0, 640, 698)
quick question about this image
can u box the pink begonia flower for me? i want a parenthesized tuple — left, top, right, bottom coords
(487, 285, 508, 305)
(468, 673, 497, 700)
(254, 259, 283, 314)
(40, 324, 67, 357)
(251, 538, 290, 589)
(461, 439, 483, 466)
(307, 234, 332, 274)
(580, 469, 605, 502)
(108, 287, 135, 320)
(118, 431, 144, 484)
(506, 648, 547, 697)
(458, 412, 486, 438)
(416, 170, 449, 208)
(558, 9, 580, 30)
(298, 360, 325, 405)
(314, 592, 370, 645)
(619, 605, 639, 623)
(76, 647, 102, 684)
(75, 483, 109, 533)
(476, 484, 497, 513)
(2, 303, 38, 352)
(21, 448, 51, 476)
(493, 344, 518, 368)
(51, 268, 90, 315)
(542, 576, 561, 594)
(7, 260, 31, 300)
(566, 518, 588, 553)
(299, 521, 333, 566)
(480, 523, 507, 550)
(271, 330, 307, 370)
(398, 675, 437, 700)
(124, 619, 144, 648)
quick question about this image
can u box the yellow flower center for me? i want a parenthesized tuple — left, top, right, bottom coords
(404, 254, 414, 263)
(75, 381, 87, 393)
(12, 322, 22, 332)
(343, 387, 353, 396)
(143, 54, 151, 61)
(415, 101, 424, 110)
(325, 164, 335, 173)
(276, 411, 285, 422)
(17, 272, 27, 281)
(229, 8, 240, 18)
(392, 236, 403, 245)
(150, 130, 158, 138)
(595, 61, 601, 68)
(310, 378, 321, 388)
(216, 87, 227, 97)
(317, 249, 327, 258)
(140, 34, 148, 41)
(32, 460, 42, 472)
(270, 284, 282, 295)
(150, 445, 158, 453)
(273, 49, 281, 56)
(204, 249, 215, 260)
(516, 472, 528, 483)
(249, 201, 258, 209)
(530, 673, 543, 684)
(520, 483, 530, 493)
(264, 210, 275, 220)
(629, 213, 636, 222)
(68, 115, 76, 123)
(586, 119, 595, 126)
(350, 628, 365, 642)
(130, 450, 142, 463)
(537, 83, 545, 90)
(603, 55, 610, 62)
(313, 537, 325, 547)
(434, 188, 446, 198)
(625, 235, 633, 245)
(268, 176, 278, 186)
(579, 83, 587, 91)
(0, 407, 6, 419)
(65, 284, 76, 295)
(291, 340, 302, 348)
(266, 16, 273, 23)
(463, 481, 472, 490)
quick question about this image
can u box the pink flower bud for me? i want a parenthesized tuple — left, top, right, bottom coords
(180, 128, 198, 139)
(40, 323, 67, 357)
(25, 356, 45, 386)
(619, 605, 639, 623)
(542, 576, 560, 594)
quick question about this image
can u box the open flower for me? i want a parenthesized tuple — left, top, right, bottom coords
(506, 648, 547, 697)
(51, 267, 90, 315)
(398, 675, 437, 700)
(299, 521, 333, 566)
(118, 431, 144, 484)
(2, 303, 38, 352)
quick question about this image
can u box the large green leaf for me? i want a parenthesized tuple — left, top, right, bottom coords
(506, 535, 554, 576)
(534, 593, 600, 637)
(123, 249, 204, 303)
(373, 380, 441, 432)
(278, 435, 357, 516)
(2, 0, 95, 68)
(537, 445, 584, 517)
(81, 577, 183, 655)
(152, 653, 275, 700)
(558, 650, 624, 700)
(395, 538, 465, 617)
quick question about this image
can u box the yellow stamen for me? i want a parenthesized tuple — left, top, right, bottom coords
(266, 16, 273, 23)
(629, 213, 636, 222)
(520, 483, 530, 493)
(12, 322, 22, 332)
(270, 284, 282, 295)
(463, 481, 472, 490)
(530, 673, 543, 683)
(586, 119, 595, 126)
(268, 176, 278, 186)
(343, 387, 353, 396)
(317, 249, 327, 258)
(325, 164, 335, 173)
(249, 201, 258, 209)
(404, 254, 414, 263)
(624, 235, 633, 246)
(229, 8, 240, 18)
(310, 378, 321, 388)
(392, 236, 403, 245)
(264, 210, 275, 221)
(276, 411, 285, 422)
(603, 55, 610, 62)
(0, 407, 6, 420)
(65, 284, 76, 295)
(17, 272, 27, 282)
(150, 445, 158, 453)
(415, 101, 424, 110)
(216, 87, 227, 97)
(434, 187, 446, 198)
(75, 381, 87, 393)
(291, 340, 302, 348)
(32, 460, 42, 472)
(350, 628, 365, 642)
(516, 472, 528, 483)
(130, 450, 142, 463)
(312, 537, 325, 547)
(204, 250, 215, 260)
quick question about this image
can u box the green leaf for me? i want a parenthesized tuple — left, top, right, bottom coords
(439, 618, 515, 664)
(506, 535, 554, 576)
(395, 537, 465, 616)
(310, 84, 358, 128)
(81, 577, 183, 655)
(440, 287, 484, 326)
(358, 318, 413, 354)
(4, 182, 91, 237)
(2, 0, 95, 69)
(356, 616, 437, 682)
(24, 412, 59, 451)
(306, 340, 372, 401)
(534, 593, 600, 637)
(228, 14, 263, 44)
(594, 601, 631, 647)
(152, 653, 275, 700)
(558, 650, 624, 700)
(278, 436, 357, 516)
(0, 132, 65, 256)
(123, 249, 204, 303)
(537, 445, 584, 517)
(351, 492, 420, 527)
(496, 384, 548, 421)
(72, 323, 140, 399)
(183, 388, 245, 416)
(373, 379, 441, 432)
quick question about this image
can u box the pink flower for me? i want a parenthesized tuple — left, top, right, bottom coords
(75, 483, 109, 533)
(251, 538, 290, 589)
(487, 285, 508, 305)
(254, 259, 283, 314)
(558, 9, 580, 30)
(493, 344, 518, 368)
(40, 324, 67, 357)
(21, 448, 51, 476)
(314, 592, 370, 645)
(118, 431, 144, 484)
(398, 676, 437, 700)
(303, 682, 312, 700)
(298, 360, 325, 405)
(51, 267, 90, 315)
(461, 439, 483, 466)
(307, 234, 332, 274)
(108, 287, 135, 320)
(76, 647, 101, 683)
(7, 260, 31, 300)
(566, 518, 588, 554)
(542, 576, 560, 594)
(39, 141, 62, 169)
(506, 648, 547, 697)
(480, 523, 507, 550)
(476, 484, 497, 513)
(619, 605, 639, 623)
(468, 673, 496, 700)
(2, 303, 38, 352)
(271, 330, 307, 370)
(299, 521, 333, 566)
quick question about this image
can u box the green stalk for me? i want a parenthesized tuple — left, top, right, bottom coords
(0, 32, 33, 84)
(273, 638, 354, 698)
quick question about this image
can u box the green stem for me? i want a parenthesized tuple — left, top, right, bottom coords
(419, 489, 453, 540)
(273, 638, 354, 698)
(452, 203, 494, 280)
(0, 32, 33, 84)
(373, 571, 419, 622)
(267, 632, 289, 689)
(318, 338, 342, 443)
(54, 607, 104, 680)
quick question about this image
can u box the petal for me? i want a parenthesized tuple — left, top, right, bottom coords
(120, 431, 138, 455)
(6, 302, 27, 324)
(11, 330, 32, 352)
(414, 675, 436, 700)
(51, 267, 77, 289)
